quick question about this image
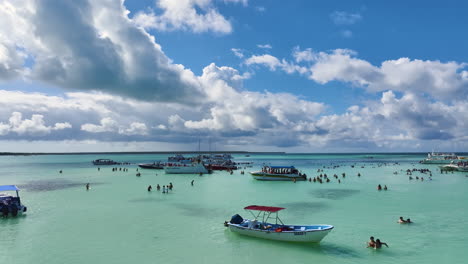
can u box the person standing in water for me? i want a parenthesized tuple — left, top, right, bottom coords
(374, 239, 389, 249)
(367, 236, 376, 248)
(191, 180, 194, 186)
(147, 185, 152, 192)
(86, 183, 90, 191)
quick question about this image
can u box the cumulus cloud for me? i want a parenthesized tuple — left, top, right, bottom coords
(246, 48, 468, 101)
(330, 11, 362, 25)
(133, 0, 247, 34)
(0, 0, 206, 104)
(0, 112, 71, 136)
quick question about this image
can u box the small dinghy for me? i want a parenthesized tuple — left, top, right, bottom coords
(225, 205, 333, 242)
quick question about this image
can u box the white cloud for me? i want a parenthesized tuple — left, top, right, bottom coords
(119, 122, 148, 136)
(0, 0, 206, 104)
(257, 44, 272, 49)
(248, 48, 468, 101)
(231, 48, 244, 58)
(132, 0, 247, 34)
(0, 112, 71, 136)
(330, 11, 362, 25)
(81, 117, 119, 133)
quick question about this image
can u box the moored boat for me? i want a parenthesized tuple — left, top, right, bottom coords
(250, 166, 306, 181)
(0, 185, 27, 217)
(138, 162, 164, 169)
(420, 152, 465, 164)
(92, 159, 120, 165)
(164, 162, 211, 174)
(225, 205, 333, 242)
(439, 162, 468, 172)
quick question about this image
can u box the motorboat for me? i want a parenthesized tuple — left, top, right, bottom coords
(225, 205, 333, 242)
(92, 159, 120, 165)
(439, 162, 468, 172)
(250, 165, 307, 181)
(0, 185, 27, 217)
(420, 152, 465, 164)
(164, 161, 211, 174)
(138, 162, 164, 169)
(167, 154, 193, 164)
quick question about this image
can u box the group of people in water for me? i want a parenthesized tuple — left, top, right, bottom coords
(307, 172, 356, 184)
(147, 182, 173, 193)
(377, 184, 388, 191)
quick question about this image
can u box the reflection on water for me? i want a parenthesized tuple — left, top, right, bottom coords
(19, 179, 105, 192)
(311, 189, 360, 200)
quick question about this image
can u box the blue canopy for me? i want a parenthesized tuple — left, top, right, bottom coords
(0, 185, 20, 192)
(269, 166, 295, 169)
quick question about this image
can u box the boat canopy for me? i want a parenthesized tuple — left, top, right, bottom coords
(268, 166, 295, 169)
(0, 185, 20, 192)
(244, 205, 285, 212)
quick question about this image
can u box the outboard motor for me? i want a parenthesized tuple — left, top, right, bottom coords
(230, 214, 244, 224)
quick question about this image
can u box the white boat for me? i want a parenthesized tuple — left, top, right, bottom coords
(226, 205, 333, 243)
(420, 152, 465, 164)
(0, 185, 27, 217)
(164, 162, 211, 174)
(439, 162, 468, 172)
(250, 166, 307, 181)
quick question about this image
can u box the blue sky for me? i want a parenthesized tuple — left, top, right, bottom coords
(0, 0, 467, 152)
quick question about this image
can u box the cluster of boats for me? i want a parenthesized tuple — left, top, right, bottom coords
(139, 154, 239, 174)
(420, 152, 467, 164)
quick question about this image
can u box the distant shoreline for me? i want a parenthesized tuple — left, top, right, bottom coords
(0, 151, 465, 156)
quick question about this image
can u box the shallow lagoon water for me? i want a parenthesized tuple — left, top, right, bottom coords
(1, 153, 467, 264)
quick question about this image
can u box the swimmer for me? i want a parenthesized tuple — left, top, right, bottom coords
(406, 218, 412, 223)
(374, 239, 388, 249)
(367, 236, 376, 248)
(398, 216, 407, 224)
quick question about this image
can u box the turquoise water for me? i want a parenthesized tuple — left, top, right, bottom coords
(1, 153, 467, 264)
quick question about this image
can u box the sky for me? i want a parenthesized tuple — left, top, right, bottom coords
(0, 0, 467, 153)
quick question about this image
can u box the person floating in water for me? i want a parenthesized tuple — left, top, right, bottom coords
(374, 239, 389, 249)
(147, 185, 152, 192)
(367, 236, 376, 248)
(86, 183, 90, 191)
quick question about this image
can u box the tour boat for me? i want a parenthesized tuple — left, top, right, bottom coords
(138, 162, 164, 169)
(439, 162, 468, 172)
(420, 152, 465, 164)
(0, 185, 27, 217)
(92, 159, 120, 165)
(164, 162, 211, 174)
(250, 166, 307, 181)
(226, 205, 333, 242)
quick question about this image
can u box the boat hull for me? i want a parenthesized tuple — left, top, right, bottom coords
(228, 224, 333, 242)
(421, 159, 460, 164)
(250, 172, 306, 181)
(138, 163, 164, 169)
(164, 164, 209, 174)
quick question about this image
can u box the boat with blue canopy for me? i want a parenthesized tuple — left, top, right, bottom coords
(225, 205, 333, 242)
(0, 185, 27, 217)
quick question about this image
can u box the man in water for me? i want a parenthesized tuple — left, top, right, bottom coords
(398, 217, 407, 224)
(191, 180, 194, 186)
(86, 183, 90, 191)
(147, 185, 152, 192)
(367, 236, 376, 248)
(374, 239, 389, 249)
